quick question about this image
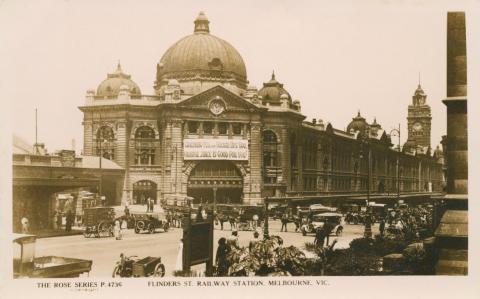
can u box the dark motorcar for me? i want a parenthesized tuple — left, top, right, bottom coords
(133, 212, 169, 234)
(301, 213, 344, 236)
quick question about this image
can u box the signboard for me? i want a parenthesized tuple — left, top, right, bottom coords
(189, 222, 211, 264)
(183, 139, 249, 161)
(182, 213, 214, 275)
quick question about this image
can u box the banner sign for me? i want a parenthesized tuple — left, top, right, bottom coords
(183, 139, 249, 160)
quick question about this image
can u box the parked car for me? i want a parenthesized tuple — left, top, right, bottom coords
(133, 212, 169, 234)
(301, 212, 344, 236)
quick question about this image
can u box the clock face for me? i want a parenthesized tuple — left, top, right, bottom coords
(413, 122, 423, 132)
(209, 97, 226, 115)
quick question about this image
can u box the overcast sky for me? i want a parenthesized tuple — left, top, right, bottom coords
(1, 0, 478, 153)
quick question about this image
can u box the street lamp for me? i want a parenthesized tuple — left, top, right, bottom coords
(359, 127, 371, 205)
(98, 137, 107, 200)
(359, 128, 372, 238)
(390, 124, 401, 203)
(263, 197, 269, 239)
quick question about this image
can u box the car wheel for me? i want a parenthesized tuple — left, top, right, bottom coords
(163, 222, 169, 232)
(112, 265, 121, 278)
(148, 224, 155, 234)
(153, 263, 165, 277)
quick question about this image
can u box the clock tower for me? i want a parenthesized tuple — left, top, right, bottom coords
(404, 84, 432, 152)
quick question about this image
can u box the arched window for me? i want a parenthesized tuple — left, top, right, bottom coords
(134, 126, 156, 165)
(96, 126, 115, 160)
(263, 130, 280, 183)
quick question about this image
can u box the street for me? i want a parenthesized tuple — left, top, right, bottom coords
(35, 220, 380, 277)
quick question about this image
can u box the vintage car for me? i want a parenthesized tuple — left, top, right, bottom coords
(13, 234, 92, 278)
(300, 212, 344, 236)
(133, 212, 169, 234)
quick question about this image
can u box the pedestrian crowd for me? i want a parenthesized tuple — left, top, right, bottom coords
(378, 205, 433, 238)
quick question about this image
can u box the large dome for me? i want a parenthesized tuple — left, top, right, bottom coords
(97, 63, 141, 97)
(155, 12, 248, 94)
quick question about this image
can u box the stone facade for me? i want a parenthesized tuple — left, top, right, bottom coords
(78, 12, 444, 206)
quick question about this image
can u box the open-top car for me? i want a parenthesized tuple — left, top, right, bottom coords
(300, 212, 344, 236)
(133, 212, 169, 234)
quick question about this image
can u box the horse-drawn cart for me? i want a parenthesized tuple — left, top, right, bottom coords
(83, 207, 115, 238)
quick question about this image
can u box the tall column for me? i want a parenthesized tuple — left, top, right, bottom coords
(443, 12, 468, 196)
(280, 127, 290, 191)
(170, 119, 184, 196)
(115, 120, 129, 204)
(245, 122, 262, 204)
(82, 119, 93, 156)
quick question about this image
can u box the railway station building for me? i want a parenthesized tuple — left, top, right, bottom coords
(79, 12, 444, 206)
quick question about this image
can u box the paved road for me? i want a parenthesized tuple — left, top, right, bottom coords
(36, 220, 379, 277)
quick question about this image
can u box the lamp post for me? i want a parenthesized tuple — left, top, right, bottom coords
(359, 127, 371, 205)
(360, 128, 372, 238)
(98, 137, 107, 200)
(390, 124, 401, 203)
(263, 197, 269, 239)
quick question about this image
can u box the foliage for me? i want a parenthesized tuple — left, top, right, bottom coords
(321, 238, 382, 276)
(373, 235, 408, 256)
(349, 237, 375, 254)
(225, 235, 307, 276)
(402, 243, 429, 274)
(303, 242, 316, 252)
(325, 248, 381, 276)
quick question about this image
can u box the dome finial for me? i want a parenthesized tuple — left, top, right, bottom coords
(115, 60, 123, 74)
(194, 11, 210, 34)
(357, 110, 361, 117)
(271, 70, 275, 80)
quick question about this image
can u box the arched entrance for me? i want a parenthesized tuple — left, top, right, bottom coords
(187, 161, 243, 204)
(133, 180, 157, 204)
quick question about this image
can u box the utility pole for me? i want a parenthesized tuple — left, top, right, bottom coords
(98, 114, 103, 198)
(390, 124, 401, 202)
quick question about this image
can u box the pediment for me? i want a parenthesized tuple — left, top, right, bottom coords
(176, 85, 262, 113)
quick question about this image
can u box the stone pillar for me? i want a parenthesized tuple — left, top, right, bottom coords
(244, 122, 262, 204)
(170, 119, 184, 196)
(443, 12, 468, 196)
(116, 121, 129, 204)
(280, 127, 290, 191)
(115, 121, 128, 168)
(82, 119, 93, 156)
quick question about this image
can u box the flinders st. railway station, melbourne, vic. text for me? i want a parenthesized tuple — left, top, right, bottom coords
(78, 12, 443, 207)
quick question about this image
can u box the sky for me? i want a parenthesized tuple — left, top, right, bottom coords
(0, 0, 478, 153)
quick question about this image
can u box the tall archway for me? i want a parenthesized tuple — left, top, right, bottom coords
(133, 180, 157, 204)
(187, 161, 243, 204)
(95, 126, 115, 160)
